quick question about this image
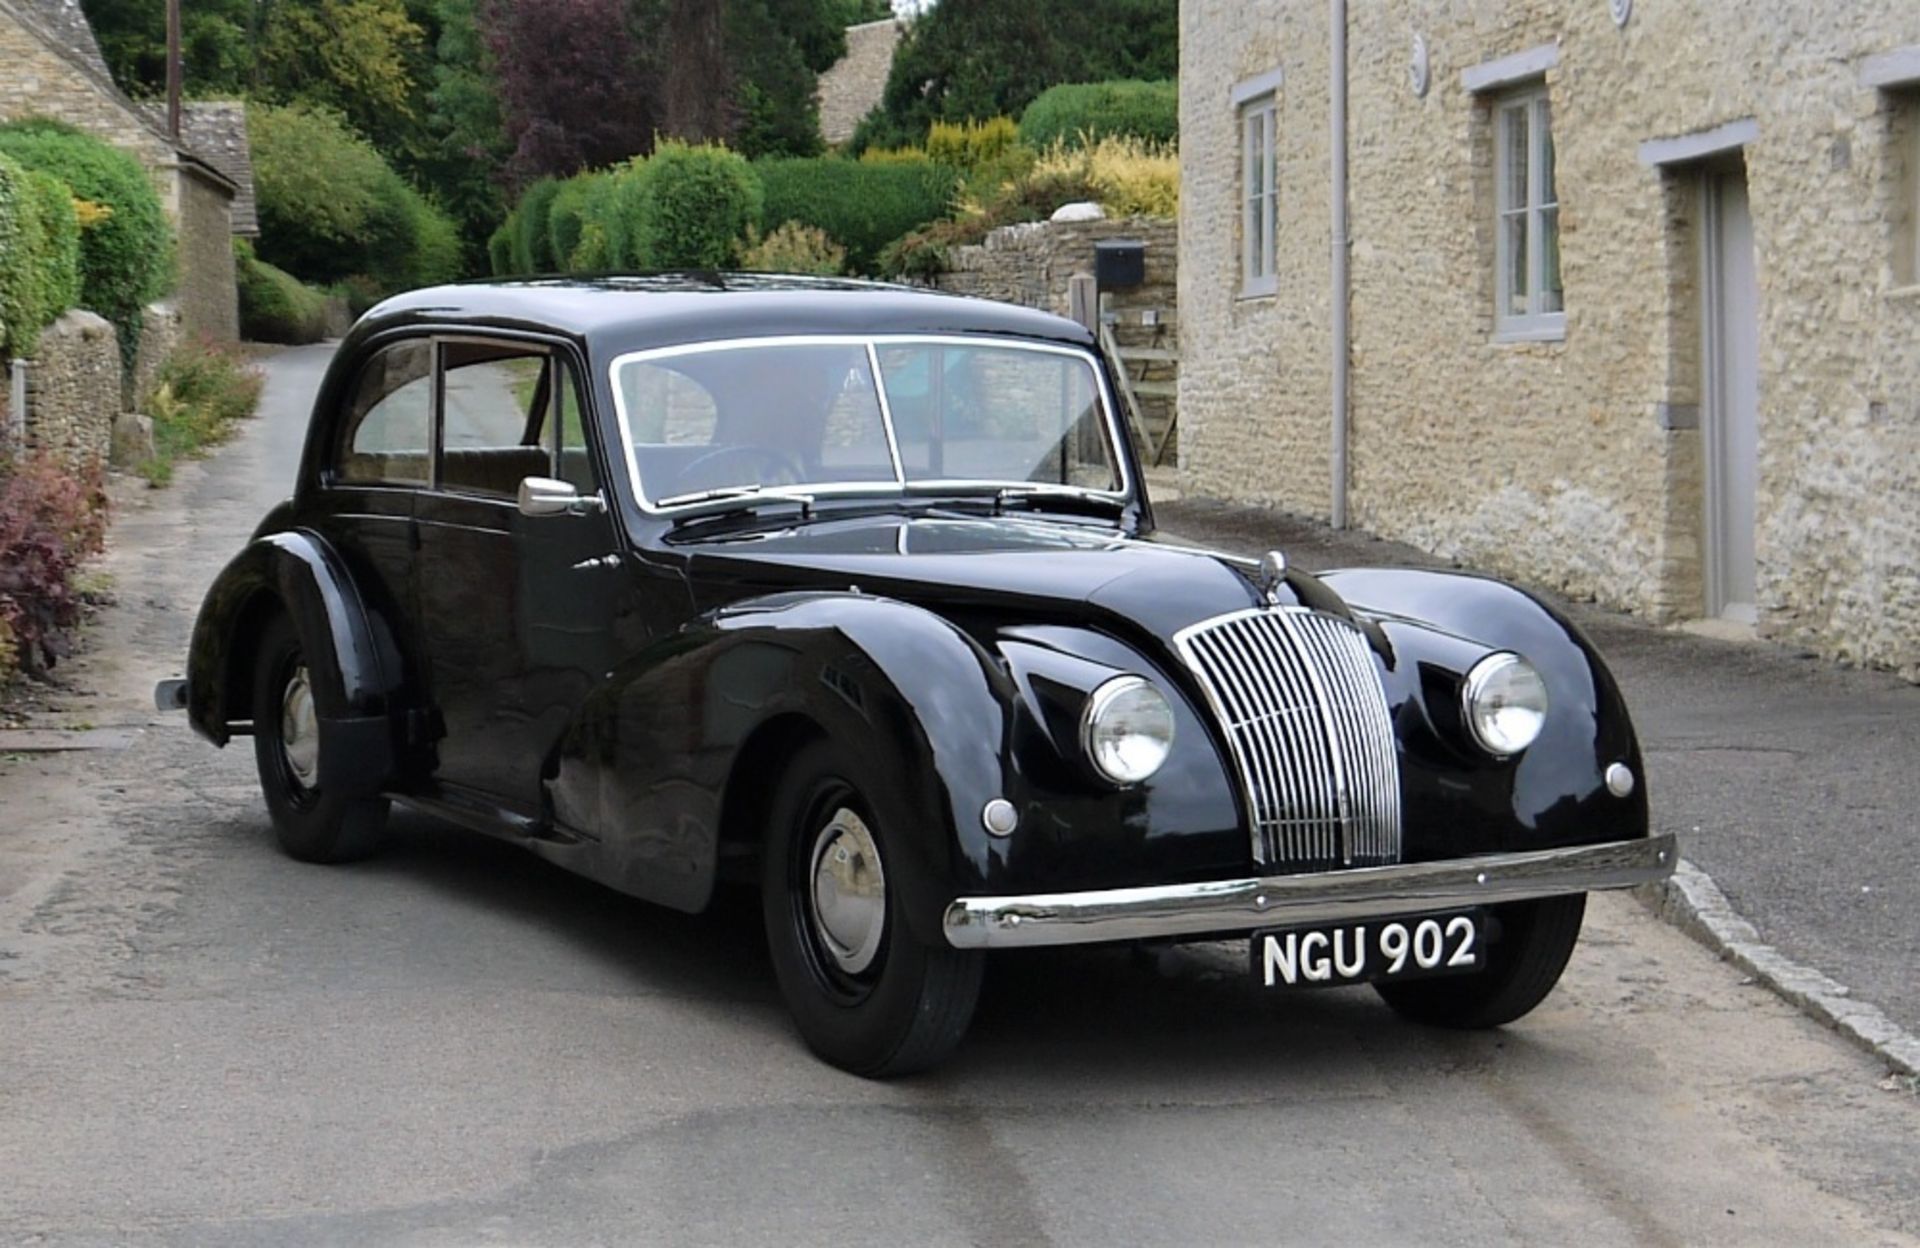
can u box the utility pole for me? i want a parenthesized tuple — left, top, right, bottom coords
(165, 0, 182, 139)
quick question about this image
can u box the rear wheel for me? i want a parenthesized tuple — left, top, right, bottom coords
(251, 615, 389, 864)
(761, 739, 983, 1077)
(1374, 893, 1586, 1028)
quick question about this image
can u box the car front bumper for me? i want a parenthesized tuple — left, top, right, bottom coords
(942, 833, 1676, 950)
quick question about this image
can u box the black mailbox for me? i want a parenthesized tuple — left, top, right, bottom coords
(1094, 239, 1146, 289)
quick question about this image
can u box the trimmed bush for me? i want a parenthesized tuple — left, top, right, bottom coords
(24, 170, 82, 317)
(249, 103, 464, 295)
(0, 119, 174, 353)
(739, 221, 845, 276)
(1032, 135, 1178, 218)
(926, 117, 1022, 170)
(487, 222, 513, 276)
(1018, 80, 1178, 150)
(755, 157, 958, 274)
(615, 142, 763, 269)
(510, 177, 562, 272)
(235, 238, 330, 344)
(547, 171, 609, 269)
(0, 160, 84, 357)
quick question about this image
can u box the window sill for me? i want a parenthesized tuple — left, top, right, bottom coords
(1883, 283, 1920, 302)
(1236, 285, 1278, 303)
(1492, 318, 1566, 345)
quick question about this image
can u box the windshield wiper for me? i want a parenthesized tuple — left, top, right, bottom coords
(989, 484, 1127, 516)
(657, 484, 816, 522)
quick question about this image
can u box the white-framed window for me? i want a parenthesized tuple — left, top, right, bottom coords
(1493, 85, 1564, 338)
(1238, 90, 1278, 297)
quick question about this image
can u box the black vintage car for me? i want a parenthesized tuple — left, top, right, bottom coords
(159, 275, 1674, 1076)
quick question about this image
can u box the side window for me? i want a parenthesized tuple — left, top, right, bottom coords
(336, 340, 433, 485)
(550, 358, 597, 492)
(439, 341, 557, 499)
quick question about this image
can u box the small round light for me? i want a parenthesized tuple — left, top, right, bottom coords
(1605, 762, 1636, 798)
(981, 798, 1019, 837)
(1462, 652, 1549, 757)
(1080, 675, 1176, 785)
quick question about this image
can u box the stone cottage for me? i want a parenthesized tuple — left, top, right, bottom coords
(1178, 1, 1920, 680)
(0, 0, 241, 339)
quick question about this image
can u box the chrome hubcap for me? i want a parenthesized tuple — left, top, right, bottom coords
(808, 807, 886, 975)
(280, 665, 319, 789)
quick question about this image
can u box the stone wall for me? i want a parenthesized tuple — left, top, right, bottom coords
(171, 165, 238, 341)
(130, 301, 183, 408)
(1180, 0, 1920, 680)
(14, 310, 119, 468)
(934, 215, 1181, 462)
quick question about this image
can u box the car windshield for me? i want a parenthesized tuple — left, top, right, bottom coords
(610, 336, 1124, 509)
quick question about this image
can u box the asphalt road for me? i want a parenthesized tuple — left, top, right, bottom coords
(1, 343, 1917, 1246)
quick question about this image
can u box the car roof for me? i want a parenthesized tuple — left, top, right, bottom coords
(351, 274, 1099, 357)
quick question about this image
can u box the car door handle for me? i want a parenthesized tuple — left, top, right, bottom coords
(570, 554, 622, 571)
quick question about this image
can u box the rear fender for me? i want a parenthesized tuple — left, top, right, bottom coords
(186, 530, 404, 792)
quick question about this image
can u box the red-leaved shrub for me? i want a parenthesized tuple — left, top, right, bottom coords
(0, 450, 107, 676)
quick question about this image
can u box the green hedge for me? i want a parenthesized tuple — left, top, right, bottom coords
(0, 119, 173, 354)
(615, 142, 763, 269)
(510, 177, 561, 273)
(235, 238, 330, 344)
(755, 157, 958, 273)
(547, 171, 609, 270)
(249, 103, 462, 295)
(486, 222, 513, 276)
(0, 161, 83, 356)
(1018, 80, 1178, 150)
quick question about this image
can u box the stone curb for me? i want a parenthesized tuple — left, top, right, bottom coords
(1636, 859, 1920, 1078)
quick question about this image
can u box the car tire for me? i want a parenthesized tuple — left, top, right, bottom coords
(251, 614, 389, 864)
(761, 738, 984, 1077)
(1373, 893, 1586, 1029)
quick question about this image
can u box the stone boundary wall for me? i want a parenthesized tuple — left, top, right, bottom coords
(130, 301, 183, 408)
(9, 309, 119, 468)
(932, 215, 1180, 462)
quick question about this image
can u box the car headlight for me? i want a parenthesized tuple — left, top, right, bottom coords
(1462, 652, 1549, 757)
(1080, 675, 1176, 785)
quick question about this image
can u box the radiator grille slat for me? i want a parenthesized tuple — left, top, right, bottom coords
(1174, 608, 1402, 869)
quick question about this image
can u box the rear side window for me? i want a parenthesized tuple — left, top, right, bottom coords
(336, 340, 432, 486)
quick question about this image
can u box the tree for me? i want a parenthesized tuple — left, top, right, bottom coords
(251, 0, 429, 152)
(484, 0, 656, 186)
(419, 0, 510, 263)
(82, 0, 254, 97)
(852, 0, 1176, 150)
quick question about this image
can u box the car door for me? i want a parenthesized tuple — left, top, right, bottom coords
(319, 337, 434, 669)
(413, 337, 628, 812)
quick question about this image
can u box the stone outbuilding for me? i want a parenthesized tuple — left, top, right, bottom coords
(1178, 1, 1920, 680)
(817, 17, 901, 146)
(0, 0, 241, 340)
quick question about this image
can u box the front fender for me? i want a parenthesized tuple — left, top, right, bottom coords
(1320, 567, 1651, 856)
(186, 530, 404, 772)
(550, 591, 1017, 935)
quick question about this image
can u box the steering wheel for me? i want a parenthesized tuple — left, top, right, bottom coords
(671, 444, 807, 494)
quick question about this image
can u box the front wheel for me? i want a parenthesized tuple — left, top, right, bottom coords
(251, 615, 389, 864)
(1374, 893, 1586, 1028)
(761, 739, 983, 1077)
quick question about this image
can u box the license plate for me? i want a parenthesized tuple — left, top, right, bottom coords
(1253, 909, 1486, 989)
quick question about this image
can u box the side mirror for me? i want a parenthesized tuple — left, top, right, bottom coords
(518, 476, 603, 517)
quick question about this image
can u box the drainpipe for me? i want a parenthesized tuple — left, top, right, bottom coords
(1329, 0, 1351, 529)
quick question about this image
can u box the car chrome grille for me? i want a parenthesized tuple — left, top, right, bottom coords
(1173, 608, 1402, 869)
